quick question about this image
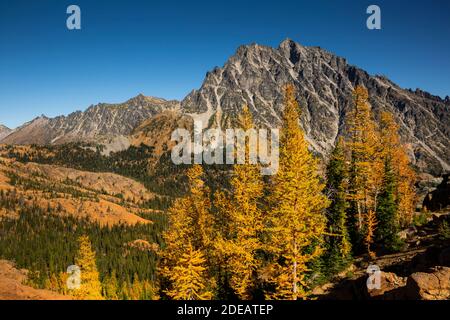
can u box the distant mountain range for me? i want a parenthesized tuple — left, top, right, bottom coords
(1, 39, 449, 175)
(1, 95, 179, 145)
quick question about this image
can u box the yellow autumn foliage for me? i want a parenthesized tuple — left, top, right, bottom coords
(266, 84, 329, 300)
(160, 165, 216, 299)
(215, 106, 264, 299)
(72, 235, 103, 300)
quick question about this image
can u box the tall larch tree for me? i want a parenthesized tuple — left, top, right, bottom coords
(346, 85, 382, 256)
(378, 111, 416, 228)
(160, 164, 215, 299)
(214, 106, 264, 300)
(72, 235, 103, 300)
(266, 84, 329, 300)
(324, 137, 352, 272)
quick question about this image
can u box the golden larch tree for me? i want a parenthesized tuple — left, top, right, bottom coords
(346, 85, 382, 256)
(266, 84, 329, 300)
(160, 164, 216, 299)
(214, 106, 264, 299)
(72, 235, 103, 300)
(379, 111, 416, 227)
(167, 244, 213, 300)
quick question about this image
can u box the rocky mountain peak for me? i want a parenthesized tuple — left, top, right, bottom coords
(279, 37, 296, 47)
(26, 115, 49, 122)
(24, 115, 50, 126)
(181, 39, 450, 175)
(126, 94, 166, 106)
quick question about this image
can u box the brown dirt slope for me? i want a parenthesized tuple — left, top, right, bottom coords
(0, 157, 157, 226)
(0, 260, 71, 300)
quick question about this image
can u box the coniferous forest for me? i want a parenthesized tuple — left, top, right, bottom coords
(0, 189, 165, 299)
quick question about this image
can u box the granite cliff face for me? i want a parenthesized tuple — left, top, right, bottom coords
(181, 39, 450, 175)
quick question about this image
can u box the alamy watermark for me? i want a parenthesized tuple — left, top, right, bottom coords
(64, 5, 380, 31)
(66, 264, 81, 290)
(367, 5, 381, 30)
(66, 5, 81, 30)
(171, 120, 279, 175)
(366, 264, 382, 290)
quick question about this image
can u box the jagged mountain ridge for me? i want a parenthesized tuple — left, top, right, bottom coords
(1, 95, 179, 145)
(1, 39, 449, 175)
(181, 39, 450, 175)
(0, 125, 11, 141)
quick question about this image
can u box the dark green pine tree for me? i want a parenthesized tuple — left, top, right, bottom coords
(376, 158, 402, 252)
(324, 138, 352, 274)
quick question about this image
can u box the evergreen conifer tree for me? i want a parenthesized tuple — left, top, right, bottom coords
(324, 137, 352, 273)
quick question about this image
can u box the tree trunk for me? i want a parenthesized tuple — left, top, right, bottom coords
(292, 241, 298, 300)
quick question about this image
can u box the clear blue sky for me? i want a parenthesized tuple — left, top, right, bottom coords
(1, 0, 449, 128)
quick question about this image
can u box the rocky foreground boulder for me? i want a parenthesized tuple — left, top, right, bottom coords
(366, 272, 407, 299)
(405, 267, 450, 300)
(367, 267, 450, 300)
